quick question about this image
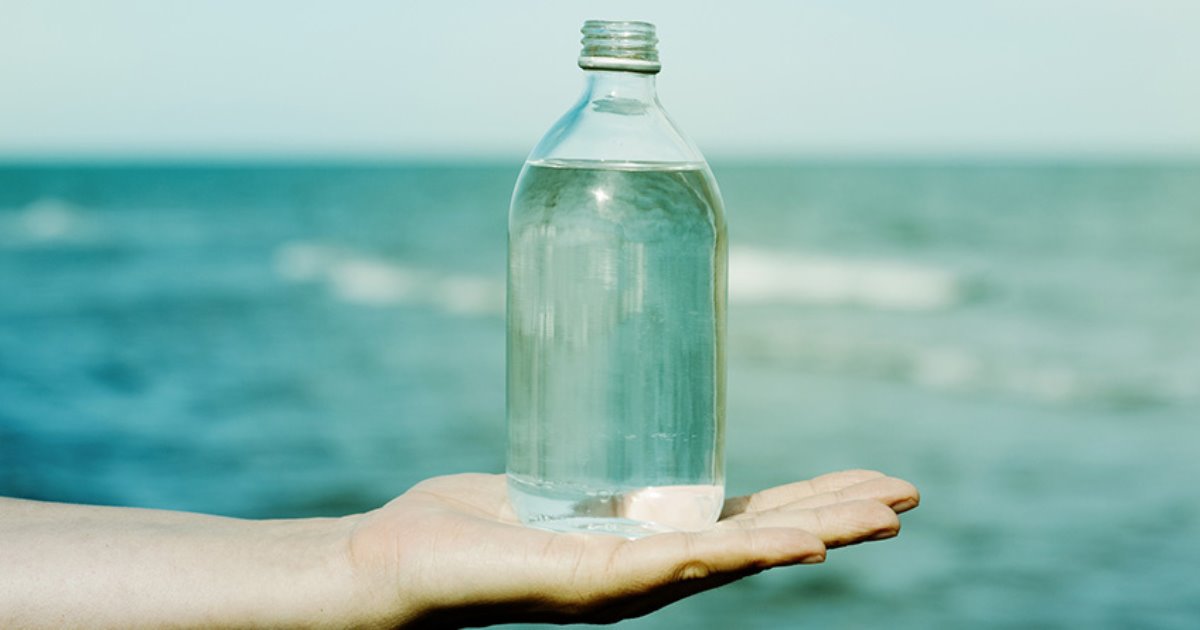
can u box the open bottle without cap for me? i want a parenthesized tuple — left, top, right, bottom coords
(506, 20, 727, 538)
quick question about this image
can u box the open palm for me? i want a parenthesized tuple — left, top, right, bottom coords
(348, 470, 919, 627)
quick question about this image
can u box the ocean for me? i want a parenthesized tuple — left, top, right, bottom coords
(1, 161, 1198, 628)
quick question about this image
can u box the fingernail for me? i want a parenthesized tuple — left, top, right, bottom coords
(868, 528, 898, 541)
(891, 499, 918, 512)
(800, 553, 825, 564)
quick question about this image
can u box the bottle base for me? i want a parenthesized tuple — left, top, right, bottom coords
(507, 474, 724, 539)
(524, 516, 676, 538)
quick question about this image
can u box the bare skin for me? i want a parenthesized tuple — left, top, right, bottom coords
(0, 470, 918, 629)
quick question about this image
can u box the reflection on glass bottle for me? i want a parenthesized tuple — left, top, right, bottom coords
(507, 21, 727, 537)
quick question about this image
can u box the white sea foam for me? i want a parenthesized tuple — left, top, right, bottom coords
(273, 241, 335, 281)
(729, 247, 959, 311)
(273, 241, 504, 315)
(276, 242, 961, 315)
(1, 198, 98, 246)
(913, 347, 982, 389)
(915, 347, 1079, 403)
(1005, 365, 1079, 403)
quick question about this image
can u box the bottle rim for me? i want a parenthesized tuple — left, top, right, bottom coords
(578, 20, 661, 74)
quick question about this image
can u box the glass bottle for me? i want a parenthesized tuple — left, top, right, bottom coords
(506, 20, 727, 537)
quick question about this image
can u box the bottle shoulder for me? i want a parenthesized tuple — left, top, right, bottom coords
(527, 78, 708, 165)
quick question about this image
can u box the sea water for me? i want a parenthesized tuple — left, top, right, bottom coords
(6, 162, 1200, 626)
(506, 159, 727, 537)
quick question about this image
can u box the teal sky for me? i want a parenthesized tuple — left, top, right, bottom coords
(2, 1, 1198, 160)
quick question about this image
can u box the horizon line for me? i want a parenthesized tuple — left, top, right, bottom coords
(3, 150, 1200, 168)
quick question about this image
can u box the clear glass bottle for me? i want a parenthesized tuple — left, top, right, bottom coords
(507, 20, 727, 537)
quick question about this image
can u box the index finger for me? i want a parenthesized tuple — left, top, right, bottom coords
(721, 470, 886, 519)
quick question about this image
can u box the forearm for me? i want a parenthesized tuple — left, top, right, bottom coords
(0, 497, 372, 629)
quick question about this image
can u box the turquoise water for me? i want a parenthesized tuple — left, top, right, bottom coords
(1, 161, 1198, 627)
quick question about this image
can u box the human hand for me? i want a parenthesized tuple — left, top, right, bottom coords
(346, 470, 919, 628)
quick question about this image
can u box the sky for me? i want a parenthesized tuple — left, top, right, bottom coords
(2, 0, 1198, 160)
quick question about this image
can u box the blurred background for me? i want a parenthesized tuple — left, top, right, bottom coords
(2, 1, 1198, 628)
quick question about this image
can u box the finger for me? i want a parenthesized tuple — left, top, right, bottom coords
(725, 476, 920, 517)
(721, 469, 886, 518)
(566, 528, 826, 623)
(718, 499, 900, 549)
(606, 527, 827, 589)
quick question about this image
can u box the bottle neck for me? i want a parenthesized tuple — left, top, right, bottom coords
(582, 70, 659, 106)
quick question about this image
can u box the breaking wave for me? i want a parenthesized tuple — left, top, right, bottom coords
(0, 198, 100, 246)
(273, 241, 504, 315)
(275, 241, 961, 315)
(729, 247, 960, 311)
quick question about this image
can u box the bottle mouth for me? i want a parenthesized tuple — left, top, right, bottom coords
(578, 20, 661, 74)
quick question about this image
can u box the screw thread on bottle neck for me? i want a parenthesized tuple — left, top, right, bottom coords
(578, 20, 661, 74)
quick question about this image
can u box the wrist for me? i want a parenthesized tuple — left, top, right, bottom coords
(230, 514, 374, 628)
(339, 509, 430, 629)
